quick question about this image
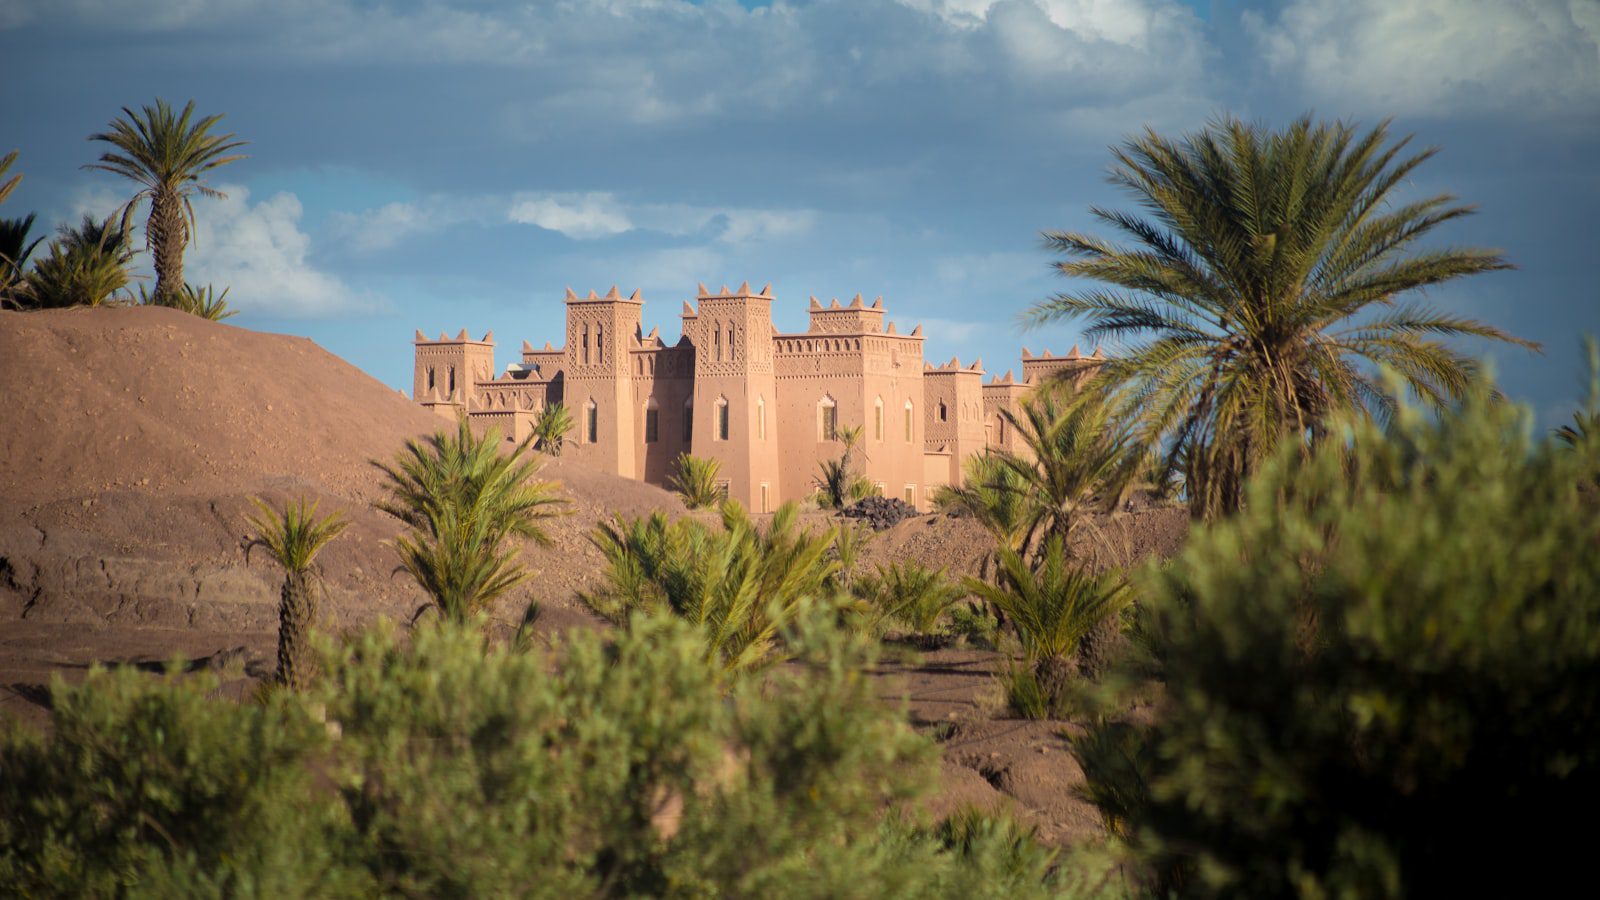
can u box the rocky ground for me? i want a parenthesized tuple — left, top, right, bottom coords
(0, 305, 1188, 846)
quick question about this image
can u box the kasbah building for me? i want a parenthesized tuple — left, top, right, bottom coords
(411, 282, 1103, 512)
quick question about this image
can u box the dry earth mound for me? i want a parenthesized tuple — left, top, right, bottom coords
(0, 306, 685, 661)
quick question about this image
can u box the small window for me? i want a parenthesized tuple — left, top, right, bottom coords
(904, 400, 914, 442)
(714, 324, 722, 362)
(760, 483, 770, 513)
(585, 400, 598, 444)
(904, 485, 916, 506)
(426, 367, 436, 391)
(684, 398, 694, 442)
(874, 398, 884, 441)
(938, 401, 947, 422)
(715, 480, 731, 503)
(819, 396, 838, 441)
(758, 396, 767, 440)
(582, 324, 590, 365)
(597, 325, 604, 364)
(715, 397, 730, 441)
(874, 482, 886, 497)
(448, 366, 456, 394)
(645, 402, 659, 443)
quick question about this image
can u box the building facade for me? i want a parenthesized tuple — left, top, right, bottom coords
(411, 283, 1102, 511)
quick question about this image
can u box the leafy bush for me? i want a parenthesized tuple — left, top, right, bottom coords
(854, 560, 966, 640)
(0, 614, 1081, 897)
(375, 416, 563, 623)
(532, 402, 573, 456)
(1072, 386, 1600, 897)
(140, 282, 237, 320)
(814, 457, 872, 509)
(669, 452, 724, 509)
(582, 502, 839, 675)
(966, 537, 1130, 718)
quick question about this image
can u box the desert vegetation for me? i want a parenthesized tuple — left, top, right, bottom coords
(0, 98, 243, 318)
(4, 113, 1594, 897)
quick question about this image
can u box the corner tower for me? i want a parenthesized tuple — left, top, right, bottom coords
(683, 282, 781, 510)
(413, 328, 495, 408)
(563, 287, 644, 476)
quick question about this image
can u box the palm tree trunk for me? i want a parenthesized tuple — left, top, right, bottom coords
(276, 571, 317, 690)
(147, 189, 187, 301)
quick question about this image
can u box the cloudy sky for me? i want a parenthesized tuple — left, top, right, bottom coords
(3, 0, 1597, 423)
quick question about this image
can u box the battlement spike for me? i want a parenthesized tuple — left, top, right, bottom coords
(521, 340, 534, 353)
(809, 295, 821, 309)
(737, 280, 750, 295)
(885, 321, 897, 334)
(910, 324, 922, 336)
(849, 293, 863, 308)
(1067, 344, 1080, 358)
(565, 287, 577, 301)
(414, 328, 427, 341)
(719, 285, 729, 295)
(629, 288, 641, 301)
(682, 300, 696, 316)
(870, 296, 883, 309)
(1021, 346, 1032, 359)
(585, 289, 598, 300)
(1091, 347, 1104, 359)
(1041, 348, 1051, 358)
(543, 341, 554, 351)
(605, 285, 620, 300)
(482, 330, 493, 343)
(456, 328, 469, 340)
(697, 282, 709, 297)
(970, 358, 983, 371)
(829, 297, 841, 309)
(759, 283, 771, 296)
(438, 331, 448, 341)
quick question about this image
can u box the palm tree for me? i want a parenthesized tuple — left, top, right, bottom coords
(23, 215, 137, 309)
(246, 497, 348, 690)
(995, 387, 1142, 557)
(375, 416, 563, 623)
(532, 403, 573, 456)
(0, 151, 42, 309)
(85, 99, 246, 301)
(139, 282, 237, 321)
(670, 453, 724, 509)
(933, 452, 1033, 554)
(1027, 115, 1533, 518)
(965, 537, 1129, 712)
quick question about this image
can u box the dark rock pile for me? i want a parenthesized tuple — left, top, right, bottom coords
(840, 496, 920, 530)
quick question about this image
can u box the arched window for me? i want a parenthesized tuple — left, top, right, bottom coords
(904, 400, 914, 442)
(581, 324, 590, 365)
(448, 366, 456, 394)
(426, 366, 436, 392)
(644, 398, 659, 443)
(938, 400, 948, 422)
(873, 397, 884, 441)
(596, 324, 604, 364)
(714, 323, 722, 362)
(726, 325, 735, 358)
(683, 396, 694, 442)
(757, 396, 767, 440)
(585, 399, 598, 444)
(715, 395, 730, 441)
(818, 395, 838, 441)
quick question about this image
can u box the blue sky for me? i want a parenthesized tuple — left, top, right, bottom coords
(3, 0, 1597, 424)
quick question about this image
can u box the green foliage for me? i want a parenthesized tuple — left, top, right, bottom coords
(855, 560, 966, 636)
(1555, 335, 1600, 455)
(532, 402, 573, 456)
(0, 667, 354, 897)
(3, 613, 1074, 896)
(934, 451, 1034, 553)
(22, 214, 137, 309)
(85, 98, 247, 301)
(1074, 384, 1600, 896)
(814, 457, 872, 509)
(582, 502, 839, 675)
(140, 281, 237, 320)
(0, 150, 42, 309)
(669, 452, 724, 508)
(967, 538, 1130, 719)
(948, 600, 1000, 648)
(246, 496, 348, 690)
(375, 416, 563, 623)
(1028, 114, 1532, 518)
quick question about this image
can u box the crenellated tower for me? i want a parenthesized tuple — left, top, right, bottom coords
(682, 282, 781, 510)
(412, 328, 495, 413)
(563, 287, 643, 475)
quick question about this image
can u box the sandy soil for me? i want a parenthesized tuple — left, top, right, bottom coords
(0, 306, 1188, 846)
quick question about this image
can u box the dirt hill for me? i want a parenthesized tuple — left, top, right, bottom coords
(0, 305, 687, 642)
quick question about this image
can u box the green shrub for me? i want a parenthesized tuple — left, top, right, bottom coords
(669, 452, 724, 508)
(532, 402, 573, 456)
(582, 502, 839, 675)
(1, 613, 1082, 897)
(1073, 386, 1600, 897)
(854, 560, 966, 639)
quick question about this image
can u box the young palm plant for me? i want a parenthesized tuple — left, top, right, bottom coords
(532, 403, 573, 456)
(375, 416, 563, 624)
(1027, 114, 1533, 519)
(0, 151, 42, 309)
(855, 560, 966, 641)
(139, 282, 237, 321)
(670, 453, 724, 509)
(814, 458, 872, 510)
(933, 452, 1033, 555)
(246, 497, 348, 690)
(24, 215, 137, 309)
(995, 387, 1143, 559)
(965, 537, 1129, 717)
(85, 99, 247, 301)
(583, 502, 838, 676)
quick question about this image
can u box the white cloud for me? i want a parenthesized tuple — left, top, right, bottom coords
(187, 185, 381, 317)
(1246, 0, 1600, 117)
(507, 192, 633, 240)
(326, 201, 435, 253)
